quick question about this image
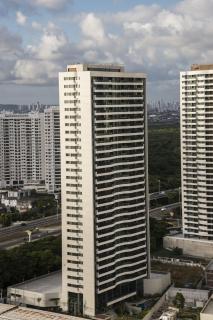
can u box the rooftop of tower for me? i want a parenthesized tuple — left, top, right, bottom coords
(191, 64, 213, 71)
(66, 63, 125, 73)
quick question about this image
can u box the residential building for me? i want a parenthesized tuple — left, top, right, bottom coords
(44, 106, 61, 193)
(181, 64, 213, 240)
(59, 63, 149, 317)
(0, 112, 45, 188)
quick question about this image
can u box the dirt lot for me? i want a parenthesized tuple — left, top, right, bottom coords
(151, 261, 204, 288)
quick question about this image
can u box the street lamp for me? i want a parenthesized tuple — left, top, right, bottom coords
(25, 230, 32, 242)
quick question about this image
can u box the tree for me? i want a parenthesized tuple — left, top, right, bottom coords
(150, 217, 168, 253)
(148, 125, 180, 192)
(0, 236, 61, 291)
(0, 213, 11, 227)
(173, 292, 185, 309)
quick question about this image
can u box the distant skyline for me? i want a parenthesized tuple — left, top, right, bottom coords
(0, 0, 212, 104)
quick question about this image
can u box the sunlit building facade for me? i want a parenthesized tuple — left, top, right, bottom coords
(59, 64, 149, 316)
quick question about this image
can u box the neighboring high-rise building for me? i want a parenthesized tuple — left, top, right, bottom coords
(59, 64, 149, 317)
(0, 112, 45, 188)
(181, 64, 213, 240)
(44, 106, 61, 193)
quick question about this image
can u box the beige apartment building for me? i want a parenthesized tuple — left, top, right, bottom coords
(181, 64, 213, 240)
(59, 63, 149, 317)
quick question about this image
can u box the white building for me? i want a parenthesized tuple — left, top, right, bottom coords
(0, 112, 45, 188)
(0, 109, 61, 193)
(59, 64, 149, 317)
(7, 271, 61, 309)
(44, 106, 61, 193)
(181, 64, 213, 240)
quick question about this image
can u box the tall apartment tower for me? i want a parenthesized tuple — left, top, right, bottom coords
(181, 64, 213, 240)
(44, 106, 61, 193)
(0, 112, 45, 188)
(59, 64, 149, 317)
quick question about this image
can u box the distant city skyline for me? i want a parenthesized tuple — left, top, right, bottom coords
(0, 0, 212, 103)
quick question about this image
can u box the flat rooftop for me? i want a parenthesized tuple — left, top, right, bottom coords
(0, 303, 83, 320)
(67, 63, 124, 73)
(166, 233, 213, 244)
(191, 64, 213, 71)
(9, 271, 61, 294)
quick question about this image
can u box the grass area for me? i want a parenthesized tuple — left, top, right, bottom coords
(151, 261, 204, 288)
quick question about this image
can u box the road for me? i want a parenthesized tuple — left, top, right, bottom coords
(149, 187, 181, 200)
(0, 214, 61, 240)
(0, 227, 61, 250)
(0, 199, 181, 245)
(149, 202, 181, 220)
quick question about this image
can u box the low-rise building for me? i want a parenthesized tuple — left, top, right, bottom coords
(0, 303, 84, 320)
(7, 271, 61, 310)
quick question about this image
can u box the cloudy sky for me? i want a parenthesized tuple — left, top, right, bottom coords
(0, 0, 212, 104)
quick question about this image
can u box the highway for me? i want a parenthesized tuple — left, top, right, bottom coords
(0, 196, 181, 245)
(149, 202, 181, 220)
(0, 227, 61, 250)
(149, 187, 181, 200)
(0, 214, 61, 240)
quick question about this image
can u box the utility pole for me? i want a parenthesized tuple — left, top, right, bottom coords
(54, 194, 59, 220)
(158, 179, 161, 193)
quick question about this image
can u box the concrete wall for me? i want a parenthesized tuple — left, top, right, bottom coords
(166, 287, 209, 307)
(143, 273, 171, 296)
(164, 235, 213, 259)
(142, 290, 168, 320)
(7, 288, 60, 308)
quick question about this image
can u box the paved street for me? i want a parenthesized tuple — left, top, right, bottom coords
(0, 226, 61, 250)
(0, 214, 61, 240)
(149, 202, 181, 220)
(0, 200, 181, 248)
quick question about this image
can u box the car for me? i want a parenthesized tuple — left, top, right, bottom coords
(161, 207, 166, 211)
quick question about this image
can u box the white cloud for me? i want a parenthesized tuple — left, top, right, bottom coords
(16, 11, 27, 26)
(31, 21, 43, 31)
(13, 59, 59, 84)
(33, 0, 69, 10)
(12, 22, 79, 85)
(81, 13, 107, 45)
(1, 0, 213, 101)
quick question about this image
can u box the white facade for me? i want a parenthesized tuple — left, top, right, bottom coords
(0, 112, 45, 188)
(181, 64, 213, 240)
(44, 106, 61, 193)
(7, 271, 61, 309)
(59, 64, 149, 317)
